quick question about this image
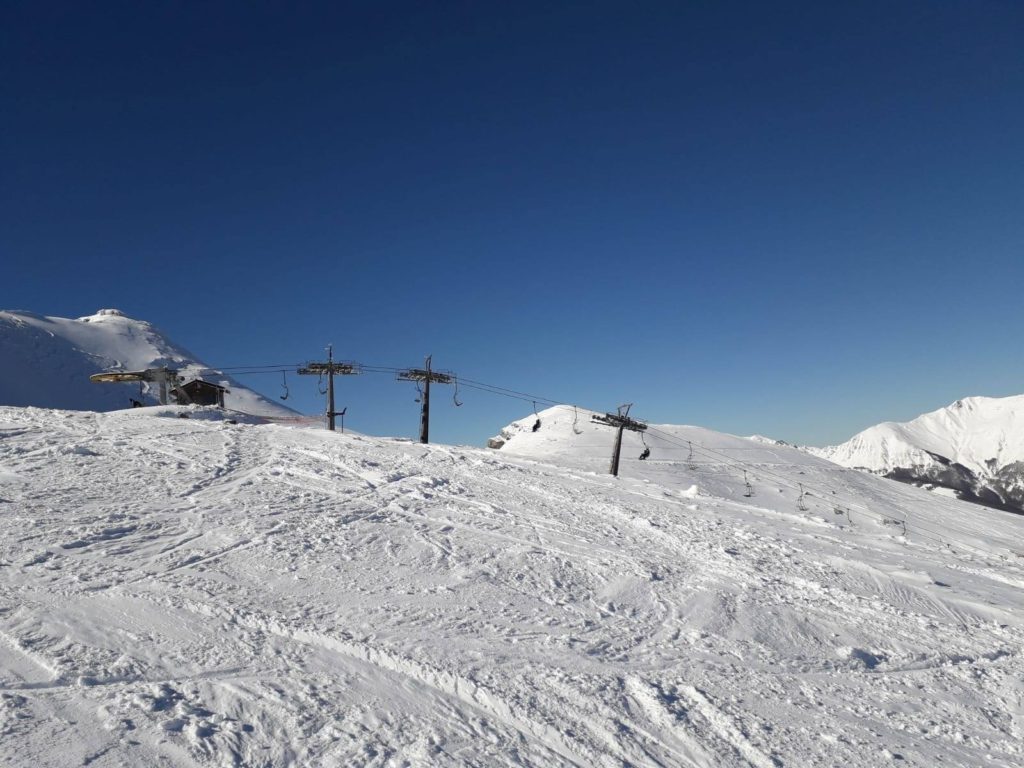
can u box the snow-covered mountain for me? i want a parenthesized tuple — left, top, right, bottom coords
(810, 395, 1024, 514)
(1, 403, 1022, 767)
(0, 308, 297, 418)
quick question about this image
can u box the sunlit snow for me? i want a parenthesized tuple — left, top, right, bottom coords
(0, 404, 1021, 766)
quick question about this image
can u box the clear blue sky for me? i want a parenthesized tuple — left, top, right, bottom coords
(3, 1, 1023, 446)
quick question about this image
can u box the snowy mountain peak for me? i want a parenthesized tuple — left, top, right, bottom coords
(79, 307, 128, 320)
(0, 308, 296, 418)
(811, 393, 1024, 513)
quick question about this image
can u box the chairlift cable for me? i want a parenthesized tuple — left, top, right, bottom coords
(172, 360, 1018, 561)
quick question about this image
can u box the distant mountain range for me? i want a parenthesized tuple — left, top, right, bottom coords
(0, 308, 296, 418)
(809, 395, 1024, 514)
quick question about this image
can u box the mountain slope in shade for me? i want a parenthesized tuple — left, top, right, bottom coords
(0, 308, 297, 419)
(810, 394, 1024, 514)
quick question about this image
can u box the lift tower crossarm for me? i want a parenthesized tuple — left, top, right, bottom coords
(395, 368, 454, 385)
(296, 362, 360, 376)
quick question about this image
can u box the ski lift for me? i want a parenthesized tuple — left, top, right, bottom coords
(572, 405, 583, 435)
(639, 431, 651, 460)
(531, 401, 541, 432)
(414, 381, 423, 404)
(797, 483, 809, 512)
(317, 373, 328, 395)
(743, 470, 754, 498)
(452, 378, 463, 407)
(280, 370, 290, 401)
(687, 441, 697, 471)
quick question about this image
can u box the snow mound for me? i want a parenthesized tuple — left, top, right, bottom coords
(491, 405, 834, 473)
(0, 309, 297, 419)
(0, 405, 1021, 766)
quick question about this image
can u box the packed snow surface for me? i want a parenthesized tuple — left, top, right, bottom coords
(0, 309, 297, 419)
(1, 404, 1022, 767)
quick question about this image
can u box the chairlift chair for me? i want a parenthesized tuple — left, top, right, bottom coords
(639, 431, 651, 460)
(572, 405, 583, 435)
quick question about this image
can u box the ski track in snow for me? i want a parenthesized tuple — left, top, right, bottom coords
(0, 405, 1023, 767)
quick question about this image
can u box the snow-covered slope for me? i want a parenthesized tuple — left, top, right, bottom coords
(810, 395, 1024, 513)
(1, 404, 1022, 767)
(0, 309, 296, 418)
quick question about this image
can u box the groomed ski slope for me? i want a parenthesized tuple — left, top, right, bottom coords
(0, 405, 1022, 767)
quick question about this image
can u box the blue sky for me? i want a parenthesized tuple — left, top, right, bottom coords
(3, 1, 1023, 446)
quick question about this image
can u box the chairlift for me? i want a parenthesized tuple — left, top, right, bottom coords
(687, 441, 697, 471)
(453, 378, 463, 407)
(639, 431, 651, 460)
(414, 381, 423, 404)
(797, 483, 809, 512)
(743, 470, 754, 498)
(280, 370, 290, 401)
(317, 373, 328, 395)
(531, 401, 541, 432)
(572, 405, 583, 435)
